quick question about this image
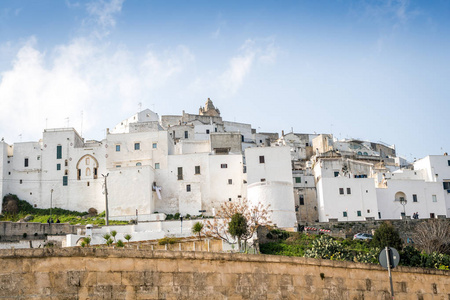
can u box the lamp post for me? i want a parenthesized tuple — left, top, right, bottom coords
(399, 198, 407, 217)
(102, 173, 109, 226)
(50, 189, 53, 220)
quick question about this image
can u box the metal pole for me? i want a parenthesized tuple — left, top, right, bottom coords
(385, 246, 395, 299)
(50, 189, 53, 219)
(102, 173, 109, 226)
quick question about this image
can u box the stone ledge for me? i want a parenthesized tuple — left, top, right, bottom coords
(1, 248, 449, 276)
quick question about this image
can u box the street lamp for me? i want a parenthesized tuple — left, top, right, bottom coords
(399, 198, 407, 217)
(50, 189, 54, 220)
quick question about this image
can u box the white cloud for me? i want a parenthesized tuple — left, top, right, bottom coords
(86, 0, 124, 28)
(0, 37, 194, 143)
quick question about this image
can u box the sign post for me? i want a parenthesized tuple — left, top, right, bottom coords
(378, 247, 400, 299)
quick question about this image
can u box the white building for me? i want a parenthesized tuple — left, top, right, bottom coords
(0, 99, 298, 229)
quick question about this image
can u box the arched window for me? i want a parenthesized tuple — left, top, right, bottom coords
(363, 152, 368, 156)
(136, 162, 142, 166)
(357, 151, 362, 155)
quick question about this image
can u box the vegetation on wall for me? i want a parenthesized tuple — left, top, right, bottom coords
(260, 223, 450, 270)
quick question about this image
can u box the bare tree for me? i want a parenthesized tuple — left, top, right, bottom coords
(204, 198, 272, 249)
(413, 219, 450, 254)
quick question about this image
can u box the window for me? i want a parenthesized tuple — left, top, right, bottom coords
(260, 178, 266, 182)
(243, 166, 247, 173)
(195, 166, 200, 174)
(339, 188, 344, 195)
(94, 168, 97, 179)
(215, 128, 218, 132)
(206, 129, 210, 134)
(334, 171, 339, 177)
(116, 145, 120, 152)
(432, 195, 437, 202)
(413, 194, 418, 202)
(152, 143, 157, 149)
(443, 182, 450, 190)
(228, 179, 233, 185)
(184, 131, 188, 138)
(221, 164, 228, 168)
(448, 160, 450, 166)
(77, 169, 81, 180)
(378, 212, 382, 219)
(178, 167, 183, 180)
(136, 162, 142, 166)
(65, 170, 68, 175)
(37, 156, 40, 160)
(63, 176, 68, 186)
(295, 177, 301, 183)
(259, 156, 265, 163)
(24, 158, 29, 167)
(186, 184, 191, 192)
(343, 211, 347, 217)
(57, 164, 61, 171)
(347, 188, 351, 195)
(134, 143, 140, 150)
(367, 209, 371, 213)
(357, 210, 362, 217)
(299, 195, 304, 205)
(56, 145, 62, 159)
(116, 165, 121, 168)
(87, 182, 90, 187)
(155, 163, 160, 169)
(65, 159, 68, 167)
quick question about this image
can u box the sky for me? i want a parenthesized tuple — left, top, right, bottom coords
(0, 0, 449, 160)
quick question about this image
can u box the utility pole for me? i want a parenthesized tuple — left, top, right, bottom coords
(102, 173, 109, 226)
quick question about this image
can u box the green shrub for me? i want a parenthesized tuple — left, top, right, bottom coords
(372, 222, 403, 250)
(116, 240, 124, 247)
(305, 235, 349, 260)
(158, 237, 177, 245)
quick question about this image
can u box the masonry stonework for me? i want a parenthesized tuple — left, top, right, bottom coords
(0, 248, 448, 299)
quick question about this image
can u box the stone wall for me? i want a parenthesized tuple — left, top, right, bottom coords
(0, 221, 80, 241)
(0, 248, 448, 299)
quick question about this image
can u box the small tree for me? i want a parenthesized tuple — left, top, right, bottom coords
(228, 213, 248, 251)
(124, 234, 132, 244)
(372, 222, 403, 250)
(413, 219, 450, 255)
(116, 240, 124, 247)
(192, 222, 204, 241)
(204, 198, 272, 250)
(82, 236, 91, 247)
(103, 233, 111, 244)
(111, 230, 117, 242)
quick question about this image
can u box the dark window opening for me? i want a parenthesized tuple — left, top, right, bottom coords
(260, 178, 266, 182)
(413, 194, 418, 202)
(186, 184, 191, 192)
(259, 156, 265, 163)
(295, 177, 301, 183)
(56, 145, 62, 159)
(134, 143, 140, 150)
(347, 188, 351, 194)
(195, 166, 200, 174)
(24, 158, 29, 167)
(221, 164, 228, 168)
(94, 168, 98, 179)
(77, 169, 81, 180)
(357, 210, 362, 217)
(177, 167, 183, 180)
(184, 131, 188, 138)
(206, 129, 210, 134)
(334, 171, 339, 177)
(339, 188, 344, 195)
(57, 164, 61, 171)
(87, 182, 90, 187)
(228, 179, 232, 185)
(20, 179, 23, 184)
(343, 211, 347, 217)
(65, 159, 68, 167)
(63, 176, 68, 186)
(299, 195, 304, 205)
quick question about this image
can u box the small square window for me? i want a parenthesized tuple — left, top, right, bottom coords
(334, 171, 339, 177)
(347, 188, 351, 194)
(259, 156, 265, 163)
(413, 194, 418, 202)
(186, 184, 191, 192)
(195, 166, 200, 174)
(155, 163, 160, 169)
(295, 177, 301, 183)
(152, 143, 157, 149)
(57, 164, 61, 171)
(367, 209, 370, 213)
(134, 143, 140, 150)
(357, 210, 361, 217)
(339, 188, 344, 195)
(228, 179, 233, 185)
(343, 211, 347, 217)
(221, 164, 228, 168)
(116, 145, 120, 152)
(206, 129, 210, 134)
(37, 156, 40, 160)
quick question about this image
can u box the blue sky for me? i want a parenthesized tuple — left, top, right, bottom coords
(0, 0, 449, 160)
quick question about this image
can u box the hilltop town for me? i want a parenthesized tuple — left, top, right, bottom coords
(1, 98, 449, 231)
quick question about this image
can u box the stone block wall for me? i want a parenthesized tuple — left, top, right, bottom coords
(0, 248, 449, 299)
